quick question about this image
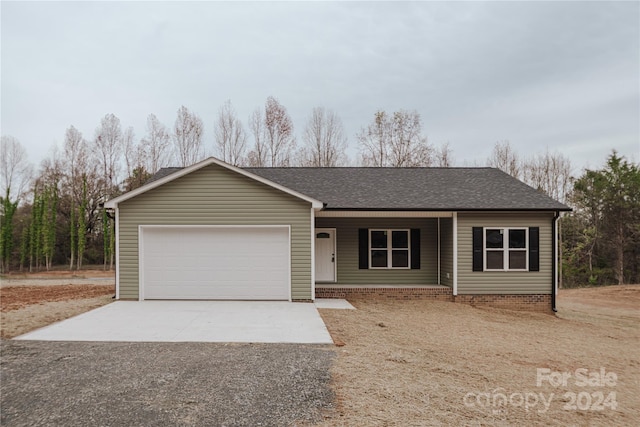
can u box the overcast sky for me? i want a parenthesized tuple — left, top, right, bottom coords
(2, 1, 639, 174)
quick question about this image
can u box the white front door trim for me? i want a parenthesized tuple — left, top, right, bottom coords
(315, 228, 337, 283)
(138, 225, 291, 301)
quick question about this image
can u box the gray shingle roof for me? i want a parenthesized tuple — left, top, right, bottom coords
(147, 167, 183, 183)
(149, 166, 571, 211)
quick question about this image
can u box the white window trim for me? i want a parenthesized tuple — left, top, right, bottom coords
(368, 229, 411, 269)
(483, 227, 529, 272)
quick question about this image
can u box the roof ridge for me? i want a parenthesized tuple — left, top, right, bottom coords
(244, 166, 496, 170)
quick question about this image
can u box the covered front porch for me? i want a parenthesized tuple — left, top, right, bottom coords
(313, 211, 457, 299)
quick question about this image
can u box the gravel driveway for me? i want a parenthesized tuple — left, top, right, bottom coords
(1, 340, 335, 426)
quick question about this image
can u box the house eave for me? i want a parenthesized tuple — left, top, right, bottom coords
(318, 207, 572, 214)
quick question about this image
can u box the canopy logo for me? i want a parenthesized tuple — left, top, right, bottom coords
(463, 367, 618, 414)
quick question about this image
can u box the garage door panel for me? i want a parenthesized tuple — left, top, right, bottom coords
(141, 226, 289, 300)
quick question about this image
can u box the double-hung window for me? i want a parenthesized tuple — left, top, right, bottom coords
(369, 229, 410, 269)
(484, 228, 528, 271)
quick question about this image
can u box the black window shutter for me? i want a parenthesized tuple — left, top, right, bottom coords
(529, 227, 540, 271)
(472, 227, 483, 271)
(410, 229, 421, 269)
(358, 229, 369, 269)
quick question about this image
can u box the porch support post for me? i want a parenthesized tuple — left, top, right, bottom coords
(452, 212, 458, 296)
(437, 218, 441, 285)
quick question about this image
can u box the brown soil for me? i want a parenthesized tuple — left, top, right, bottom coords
(0, 295, 113, 339)
(0, 277, 115, 338)
(559, 285, 640, 311)
(318, 285, 639, 426)
(1, 284, 114, 312)
(1, 268, 114, 280)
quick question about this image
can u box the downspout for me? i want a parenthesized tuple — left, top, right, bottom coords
(552, 211, 559, 313)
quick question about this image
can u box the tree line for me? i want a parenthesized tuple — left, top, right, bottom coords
(0, 98, 451, 274)
(1, 99, 638, 286)
(486, 141, 639, 286)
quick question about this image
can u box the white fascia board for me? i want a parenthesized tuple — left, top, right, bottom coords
(104, 157, 323, 209)
(115, 208, 120, 299)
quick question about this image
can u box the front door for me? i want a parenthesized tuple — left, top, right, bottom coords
(315, 228, 336, 282)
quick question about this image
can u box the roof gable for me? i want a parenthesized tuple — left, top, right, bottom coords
(104, 158, 323, 209)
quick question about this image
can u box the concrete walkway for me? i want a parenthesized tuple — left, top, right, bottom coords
(15, 301, 334, 344)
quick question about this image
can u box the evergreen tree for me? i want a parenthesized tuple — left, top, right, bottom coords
(0, 188, 19, 272)
(564, 152, 640, 285)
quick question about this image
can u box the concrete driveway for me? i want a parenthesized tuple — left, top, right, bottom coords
(15, 301, 334, 343)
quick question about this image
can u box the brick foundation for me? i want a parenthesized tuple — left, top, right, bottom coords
(315, 286, 454, 301)
(315, 286, 553, 312)
(453, 294, 552, 312)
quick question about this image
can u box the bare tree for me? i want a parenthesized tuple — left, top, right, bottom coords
(487, 140, 521, 179)
(122, 126, 138, 183)
(358, 109, 432, 167)
(0, 136, 32, 201)
(264, 96, 296, 167)
(298, 107, 349, 167)
(141, 114, 172, 173)
(214, 100, 247, 166)
(389, 110, 432, 166)
(0, 136, 32, 272)
(486, 141, 573, 203)
(246, 97, 295, 167)
(64, 127, 87, 180)
(434, 142, 454, 167)
(358, 111, 387, 166)
(94, 113, 123, 194)
(246, 109, 267, 167)
(173, 106, 205, 167)
(523, 148, 573, 204)
(64, 125, 96, 205)
(64, 126, 89, 270)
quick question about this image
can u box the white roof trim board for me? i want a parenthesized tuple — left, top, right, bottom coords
(104, 157, 324, 209)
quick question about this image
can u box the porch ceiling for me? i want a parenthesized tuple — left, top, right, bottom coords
(315, 211, 453, 218)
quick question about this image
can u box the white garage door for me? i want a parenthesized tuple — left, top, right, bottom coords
(140, 226, 290, 300)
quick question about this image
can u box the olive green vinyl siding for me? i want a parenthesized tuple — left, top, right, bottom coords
(457, 212, 554, 294)
(118, 164, 312, 300)
(439, 218, 453, 287)
(315, 218, 438, 285)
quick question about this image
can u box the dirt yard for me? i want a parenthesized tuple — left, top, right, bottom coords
(1, 274, 637, 426)
(0, 270, 115, 339)
(318, 285, 639, 426)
